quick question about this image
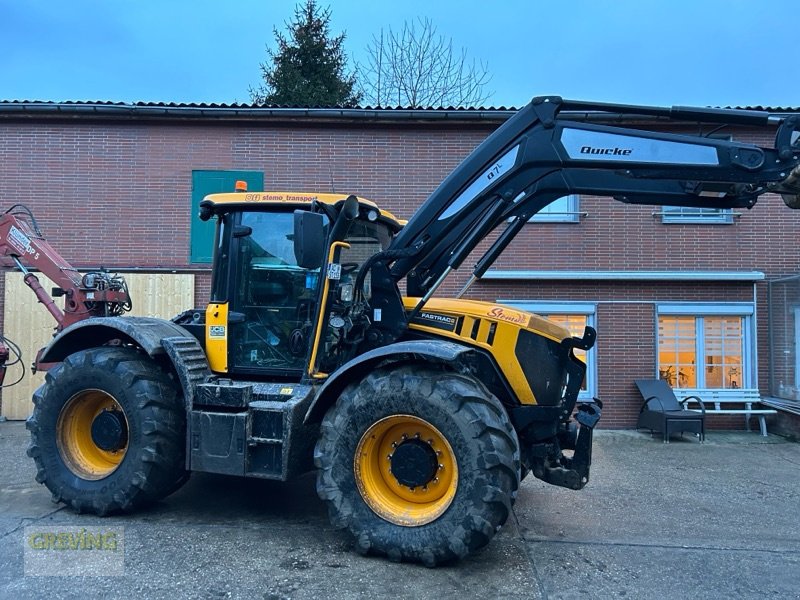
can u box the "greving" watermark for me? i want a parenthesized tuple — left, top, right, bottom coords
(24, 526, 125, 576)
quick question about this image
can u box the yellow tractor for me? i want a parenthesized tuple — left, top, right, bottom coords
(5, 96, 800, 565)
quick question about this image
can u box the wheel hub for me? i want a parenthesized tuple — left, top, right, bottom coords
(354, 414, 458, 527)
(57, 389, 129, 480)
(389, 439, 439, 488)
(90, 409, 128, 452)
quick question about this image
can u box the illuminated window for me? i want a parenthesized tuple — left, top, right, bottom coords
(657, 316, 698, 387)
(657, 304, 752, 390)
(703, 317, 744, 388)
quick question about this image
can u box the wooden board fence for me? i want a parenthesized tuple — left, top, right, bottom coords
(1, 272, 194, 420)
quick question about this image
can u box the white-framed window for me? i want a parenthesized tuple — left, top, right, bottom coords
(503, 301, 597, 399)
(661, 206, 734, 224)
(656, 303, 754, 391)
(529, 195, 581, 223)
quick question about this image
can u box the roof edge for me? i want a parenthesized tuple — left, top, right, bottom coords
(1, 101, 797, 124)
(0, 102, 517, 124)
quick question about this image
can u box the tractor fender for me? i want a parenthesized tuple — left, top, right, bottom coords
(37, 317, 211, 410)
(304, 339, 478, 425)
(38, 316, 193, 363)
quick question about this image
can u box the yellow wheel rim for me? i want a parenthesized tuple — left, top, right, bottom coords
(354, 414, 458, 527)
(56, 389, 128, 480)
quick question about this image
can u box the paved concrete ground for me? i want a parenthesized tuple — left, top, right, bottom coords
(0, 421, 798, 599)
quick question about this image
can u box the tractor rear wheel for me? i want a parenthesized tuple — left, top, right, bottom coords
(26, 347, 187, 515)
(314, 365, 520, 566)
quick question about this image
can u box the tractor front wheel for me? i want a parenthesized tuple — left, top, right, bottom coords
(27, 347, 188, 515)
(315, 366, 520, 566)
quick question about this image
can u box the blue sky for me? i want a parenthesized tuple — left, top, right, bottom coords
(1, 0, 797, 108)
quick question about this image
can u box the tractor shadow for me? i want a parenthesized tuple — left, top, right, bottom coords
(139, 470, 328, 527)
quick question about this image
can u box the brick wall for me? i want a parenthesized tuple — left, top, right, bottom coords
(2, 114, 800, 428)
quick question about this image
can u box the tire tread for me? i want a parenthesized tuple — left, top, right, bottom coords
(27, 347, 189, 515)
(314, 365, 520, 566)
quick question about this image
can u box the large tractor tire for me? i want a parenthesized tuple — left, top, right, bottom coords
(26, 347, 188, 515)
(314, 365, 520, 566)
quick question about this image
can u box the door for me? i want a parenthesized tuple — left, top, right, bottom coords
(227, 210, 322, 377)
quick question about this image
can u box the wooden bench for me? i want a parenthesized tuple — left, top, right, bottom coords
(679, 389, 777, 436)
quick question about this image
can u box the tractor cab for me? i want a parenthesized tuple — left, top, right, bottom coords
(198, 190, 403, 380)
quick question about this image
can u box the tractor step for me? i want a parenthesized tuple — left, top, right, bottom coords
(188, 381, 317, 480)
(162, 336, 212, 410)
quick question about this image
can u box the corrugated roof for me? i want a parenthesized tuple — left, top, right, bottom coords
(0, 99, 520, 110)
(1, 99, 797, 112)
(724, 105, 800, 112)
(0, 100, 796, 124)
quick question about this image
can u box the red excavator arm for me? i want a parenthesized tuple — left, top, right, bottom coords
(0, 205, 131, 380)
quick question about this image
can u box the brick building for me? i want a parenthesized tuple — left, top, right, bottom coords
(1, 100, 800, 429)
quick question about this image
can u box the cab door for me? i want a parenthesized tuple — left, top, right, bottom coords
(226, 210, 322, 379)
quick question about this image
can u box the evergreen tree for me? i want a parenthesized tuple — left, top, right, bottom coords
(250, 1, 361, 106)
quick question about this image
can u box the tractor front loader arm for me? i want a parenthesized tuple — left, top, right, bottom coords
(381, 97, 800, 303)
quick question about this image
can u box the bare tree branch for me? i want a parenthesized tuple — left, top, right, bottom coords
(357, 18, 492, 108)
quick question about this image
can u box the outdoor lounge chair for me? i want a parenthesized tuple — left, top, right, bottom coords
(634, 379, 706, 443)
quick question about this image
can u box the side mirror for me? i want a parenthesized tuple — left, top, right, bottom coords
(198, 201, 214, 222)
(293, 210, 326, 269)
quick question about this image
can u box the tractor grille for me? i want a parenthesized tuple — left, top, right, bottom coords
(515, 330, 568, 406)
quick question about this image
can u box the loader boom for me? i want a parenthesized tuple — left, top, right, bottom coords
(372, 96, 800, 307)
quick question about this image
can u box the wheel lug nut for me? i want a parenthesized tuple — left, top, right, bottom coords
(391, 442, 398, 448)
(414, 432, 420, 439)
(401, 434, 408, 440)
(427, 438, 433, 445)
(438, 464, 444, 470)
